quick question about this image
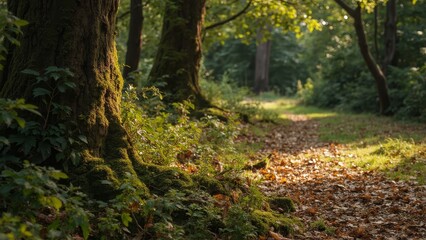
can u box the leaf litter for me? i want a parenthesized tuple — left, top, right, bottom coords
(242, 114, 426, 239)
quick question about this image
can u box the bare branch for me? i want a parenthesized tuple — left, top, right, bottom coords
(204, 0, 252, 31)
(334, 0, 356, 17)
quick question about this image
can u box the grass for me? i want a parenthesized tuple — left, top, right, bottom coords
(253, 96, 426, 184)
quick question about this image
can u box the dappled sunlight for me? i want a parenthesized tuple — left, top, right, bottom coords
(239, 98, 426, 238)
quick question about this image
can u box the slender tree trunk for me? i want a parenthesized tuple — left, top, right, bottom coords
(383, 0, 397, 75)
(1, 0, 148, 198)
(123, 0, 144, 81)
(254, 32, 272, 94)
(334, 0, 391, 114)
(353, 6, 390, 114)
(374, 4, 380, 60)
(148, 0, 208, 106)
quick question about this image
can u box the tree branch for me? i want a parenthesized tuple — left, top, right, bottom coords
(204, 0, 252, 31)
(334, 0, 356, 17)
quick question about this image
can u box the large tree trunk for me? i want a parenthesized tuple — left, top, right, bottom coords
(383, 0, 397, 75)
(148, 0, 208, 106)
(1, 0, 148, 198)
(254, 32, 272, 94)
(123, 0, 144, 81)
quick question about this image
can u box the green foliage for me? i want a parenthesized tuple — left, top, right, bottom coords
(375, 138, 415, 158)
(296, 78, 314, 104)
(0, 6, 28, 71)
(204, 32, 308, 95)
(0, 98, 39, 128)
(122, 85, 242, 171)
(221, 206, 257, 240)
(1, 67, 87, 169)
(201, 78, 278, 122)
(0, 162, 90, 239)
(299, 0, 426, 119)
(310, 219, 335, 235)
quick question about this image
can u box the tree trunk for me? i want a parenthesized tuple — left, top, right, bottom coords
(1, 0, 149, 199)
(123, 0, 144, 81)
(254, 32, 272, 94)
(353, 6, 390, 114)
(148, 0, 208, 106)
(383, 0, 397, 75)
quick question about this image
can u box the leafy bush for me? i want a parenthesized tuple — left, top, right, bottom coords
(1, 67, 87, 169)
(122, 85, 242, 171)
(0, 162, 90, 239)
(0, 6, 28, 70)
(201, 78, 278, 122)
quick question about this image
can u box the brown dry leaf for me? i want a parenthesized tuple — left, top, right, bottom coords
(269, 231, 291, 240)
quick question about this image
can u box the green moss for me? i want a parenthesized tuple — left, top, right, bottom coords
(268, 197, 296, 213)
(310, 219, 335, 235)
(250, 210, 299, 236)
(191, 175, 226, 195)
(134, 163, 193, 195)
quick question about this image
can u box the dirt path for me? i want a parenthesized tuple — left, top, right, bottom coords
(250, 114, 426, 239)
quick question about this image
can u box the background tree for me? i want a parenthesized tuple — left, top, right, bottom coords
(254, 30, 272, 94)
(148, 0, 208, 106)
(122, 0, 144, 80)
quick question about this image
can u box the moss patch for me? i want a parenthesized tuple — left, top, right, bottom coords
(268, 197, 296, 213)
(251, 210, 299, 236)
(135, 163, 193, 195)
(191, 175, 226, 195)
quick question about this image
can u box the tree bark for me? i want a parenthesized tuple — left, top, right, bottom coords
(123, 0, 144, 81)
(254, 32, 272, 94)
(1, 0, 148, 198)
(383, 0, 397, 75)
(148, 0, 208, 106)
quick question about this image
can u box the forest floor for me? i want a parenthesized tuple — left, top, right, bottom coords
(242, 98, 426, 239)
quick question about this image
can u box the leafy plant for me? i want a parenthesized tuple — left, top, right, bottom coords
(0, 161, 90, 239)
(0, 6, 28, 71)
(1, 67, 87, 169)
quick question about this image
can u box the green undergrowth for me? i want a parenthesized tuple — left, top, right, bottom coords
(257, 97, 426, 184)
(0, 81, 300, 239)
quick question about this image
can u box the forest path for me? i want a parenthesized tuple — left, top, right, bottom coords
(245, 103, 426, 239)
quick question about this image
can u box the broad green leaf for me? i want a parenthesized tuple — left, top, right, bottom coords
(21, 69, 40, 76)
(49, 171, 68, 180)
(121, 212, 132, 227)
(32, 87, 51, 97)
(48, 196, 63, 211)
(14, 19, 29, 27)
(15, 117, 25, 128)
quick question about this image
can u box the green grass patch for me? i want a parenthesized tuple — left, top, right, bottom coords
(255, 97, 426, 184)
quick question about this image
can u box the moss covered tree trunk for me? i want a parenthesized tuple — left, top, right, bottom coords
(0, 0, 149, 198)
(148, 0, 208, 106)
